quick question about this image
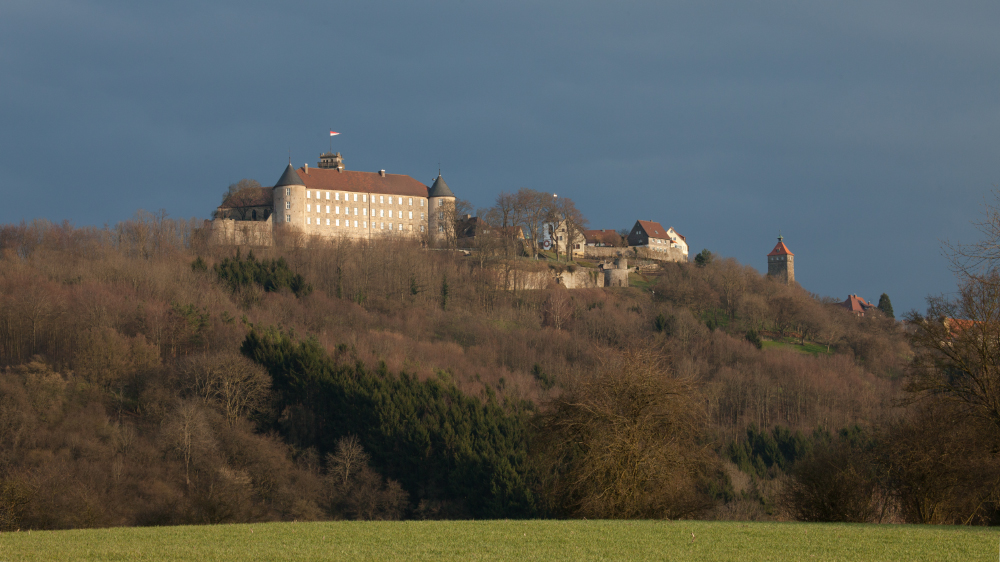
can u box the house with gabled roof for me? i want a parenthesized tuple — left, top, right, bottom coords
(584, 229, 622, 247)
(627, 220, 688, 259)
(840, 294, 877, 316)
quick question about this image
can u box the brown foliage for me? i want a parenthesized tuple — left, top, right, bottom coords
(534, 349, 715, 519)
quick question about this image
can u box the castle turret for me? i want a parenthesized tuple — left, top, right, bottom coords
(273, 163, 305, 230)
(318, 152, 344, 170)
(428, 173, 456, 244)
(767, 235, 795, 284)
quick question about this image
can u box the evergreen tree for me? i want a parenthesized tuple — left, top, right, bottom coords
(877, 293, 895, 319)
(694, 249, 714, 268)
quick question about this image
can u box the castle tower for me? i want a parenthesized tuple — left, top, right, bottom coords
(318, 152, 344, 170)
(767, 235, 795, 284)
(272, 163, 305, 230)
(428, 173, 456, 244)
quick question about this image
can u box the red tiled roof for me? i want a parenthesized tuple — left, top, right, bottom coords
(667, 227, 686, 242)
(768, 240, 794, 256)
(841, 295, 875, 313)
(219, 187, 273, 209)
(636, 220, 669, 238)
(296, 167, 429, 197)
(584, 229, 621, 246)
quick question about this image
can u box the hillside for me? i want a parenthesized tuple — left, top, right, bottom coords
(0, 214, 994, 529)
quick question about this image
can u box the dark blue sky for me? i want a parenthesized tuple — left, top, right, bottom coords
(3, 1, 998, 313)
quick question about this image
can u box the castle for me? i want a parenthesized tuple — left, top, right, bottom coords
(210, 152, 456, 245)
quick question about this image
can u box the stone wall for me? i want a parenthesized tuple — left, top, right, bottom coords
(585, 245, 687, 263)
(209, 217, 274, 246)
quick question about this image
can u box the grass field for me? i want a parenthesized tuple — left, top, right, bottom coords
(0, 520, 995, 561)
(762, 339, 832, 355)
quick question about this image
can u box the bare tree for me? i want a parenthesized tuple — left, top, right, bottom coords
(534, 349, 714, 519)
(183, 353, 272, 427)
(514, 188, 553, 259)
(220, 179, 264, 221)
(163, 401, 215, 490)
(548, 197, 588, 262)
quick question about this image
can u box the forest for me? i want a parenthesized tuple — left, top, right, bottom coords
(0, 207, 997, 530)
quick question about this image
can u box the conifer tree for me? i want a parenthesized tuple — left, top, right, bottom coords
(877, 293, 894, 319)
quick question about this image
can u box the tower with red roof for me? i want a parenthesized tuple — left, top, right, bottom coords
(767, 235, 795, 284)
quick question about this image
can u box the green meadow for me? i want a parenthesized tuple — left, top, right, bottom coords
(0, 520, 995, 561)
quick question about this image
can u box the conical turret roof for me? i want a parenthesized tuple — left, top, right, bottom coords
(428, 173, 454, 198)
(274, 163, 304, 188)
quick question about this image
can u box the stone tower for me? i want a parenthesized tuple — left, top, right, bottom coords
(272, 163, 305, 230)
(428, 173, 456, 244)
(767, 235, 795, 284)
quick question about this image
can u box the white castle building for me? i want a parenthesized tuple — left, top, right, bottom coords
(210, 152, 456, 245)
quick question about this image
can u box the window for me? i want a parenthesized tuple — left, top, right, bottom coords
(420, 199, 424, 207)
(437, 200, 443, 207)
(420, 225, 424, 232)
(326, 205, 330, 213)
(326, 192, 330, 200)
(380, 222, 384, 229)
(306, 191, 311, 199)
(379, 196, 384, 204)
(307, 217, 311, 225)
(388, 210, 393, 218)
(389, 223, 393, 230)
(363, 221, 367, 228)
(438, 212, 444, 221)
(408, 211, 412, 219)
(421, 212, 425, 220)
(438, 224, 443, 232)
(285, 188, 290, 196)
(354, 207, 358, 215)
(326, 218, 330, 225)
(363, 208, 368, 216)
(388, 196, 393, 204)
(335, 206, 340, 214)
(354, 220, 358, 228)
(335, 193, 340, 201)
(336, 219, 340, 226)
(363, 194, 367, 203)
(285, 201, 290, 210)
(307, 204, 311, 212)
(354, 194, 358, 201)
(408, 198, 413, 205)
(399, 223, 403, 231)
(379, 210, 384, 218)
(285, 214, 291, 222)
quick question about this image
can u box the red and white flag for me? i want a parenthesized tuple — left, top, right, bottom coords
(330, 131, 340, 136)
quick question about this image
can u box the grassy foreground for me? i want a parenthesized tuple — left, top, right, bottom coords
(1, 520, 996, 561)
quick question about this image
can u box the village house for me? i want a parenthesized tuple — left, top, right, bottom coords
(840, 294, 877, 316)
(627, 220, 689, 259)
(583, 229, 623, 247)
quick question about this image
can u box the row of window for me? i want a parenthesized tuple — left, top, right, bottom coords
(299, 217, 426, 232)
(301, 204, 423, 221)
(304, 191, 425, 207)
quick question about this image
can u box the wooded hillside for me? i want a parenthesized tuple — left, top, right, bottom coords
(0, 212, 995, 529)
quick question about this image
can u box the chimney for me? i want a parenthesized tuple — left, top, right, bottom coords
(379, 169, 386, 177)
(304, 163, 308, 173)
